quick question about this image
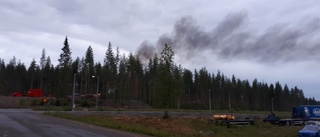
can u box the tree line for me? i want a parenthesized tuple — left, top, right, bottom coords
(0, 37, 318, 111)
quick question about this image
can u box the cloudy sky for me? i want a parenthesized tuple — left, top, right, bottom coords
(1, 0, 320, 100)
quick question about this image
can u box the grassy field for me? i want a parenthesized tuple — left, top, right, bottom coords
(46, 111, 302, 137)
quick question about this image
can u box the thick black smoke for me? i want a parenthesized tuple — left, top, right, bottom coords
(136, 40, 155, 60)
(137, 11, 320, 62)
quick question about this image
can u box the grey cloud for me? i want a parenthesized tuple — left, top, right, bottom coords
(47, 0, 84, 15)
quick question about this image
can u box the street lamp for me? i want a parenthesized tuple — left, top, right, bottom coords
(92, 76, 99, 108)
(72, 74, 76, 111)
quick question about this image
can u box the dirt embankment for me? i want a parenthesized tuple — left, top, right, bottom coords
(0, 96, 44, 108)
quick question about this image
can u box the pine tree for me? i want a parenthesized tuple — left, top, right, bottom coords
(158, 44, 174, 119)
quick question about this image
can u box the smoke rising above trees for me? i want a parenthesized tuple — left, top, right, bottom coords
(0, 34, 318, 110)
(137, 11, 320, 63)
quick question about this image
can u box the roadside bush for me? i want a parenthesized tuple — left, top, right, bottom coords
(19, 99, 26, 107)
(80, 100, 90, 107)
(39, 99, 45, 106)
(63, 106, 72, 111)
(97, 107, 105, 111)
(214, 106, 220, 110)
(54, 99, 61, 106)
(180, 102, 207, 110)
(54, 98, 69, 106)
(30, 99, 40, 106)
(235, 107, 241, 111)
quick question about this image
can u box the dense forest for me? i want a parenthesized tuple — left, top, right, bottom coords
(0, 37, 318, 111)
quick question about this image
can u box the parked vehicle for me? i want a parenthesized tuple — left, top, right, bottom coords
(306, 120, 320, 126)
(10, 89, 44, 97)
(10, 92, 23, 97)
(213, 114, 254, 128)
(27, 89, 43, 97)
(293, 105, 320, 120)
(264, 105, 320, 126)
(298, 125, 320, 137)
(263, 113, 281, 124)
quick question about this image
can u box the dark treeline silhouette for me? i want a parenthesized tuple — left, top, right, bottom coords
(0, 37, 318, 111)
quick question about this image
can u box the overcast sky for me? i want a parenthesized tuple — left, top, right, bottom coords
(1, 0, 320, 100)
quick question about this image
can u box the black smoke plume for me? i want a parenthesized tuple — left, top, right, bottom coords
(137, 11, 320, 63)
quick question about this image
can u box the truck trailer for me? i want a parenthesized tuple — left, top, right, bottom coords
(264, 105, 320, 126)
(213, 114, 255, 127)
(10, 89, 44, 97)
(292, 105, 320, 120)
(27, 89, 43, 97)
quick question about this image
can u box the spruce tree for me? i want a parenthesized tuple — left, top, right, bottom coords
(0, 58, 5, 94)
(85, 46, 95, 94)
(39, 48, 46, 88)
(58, 37, 72, 68)
(57, 36, 72, 97)
(27, 59, 38, 89)
(158, 44, 174, 119)
(103, 42, 118, 99)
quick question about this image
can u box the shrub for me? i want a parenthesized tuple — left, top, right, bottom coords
(30, 99, 40, 106)
(54, 98, 70, 106)
(19, 99, 26, 107)
(81, 100, 90, 108)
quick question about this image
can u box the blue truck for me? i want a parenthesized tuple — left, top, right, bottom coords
(292, 105, 320, 120)
(264, 105, 320, 126)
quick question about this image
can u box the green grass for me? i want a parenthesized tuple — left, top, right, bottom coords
(46, 112, 170, 137)
(45, 112, 302, 137)
(208, 123, 301, 137)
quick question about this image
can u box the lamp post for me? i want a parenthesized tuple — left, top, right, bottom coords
(72, 74, 76, 111)
(92, 76, 99, 108)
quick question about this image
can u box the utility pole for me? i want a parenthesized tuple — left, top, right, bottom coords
(271, 98, 274, 114)
(92, 76, 99, 108)
(209, 90, 211, 113)
(72, 74, 76, 111)
(228, 91, 231, 111)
